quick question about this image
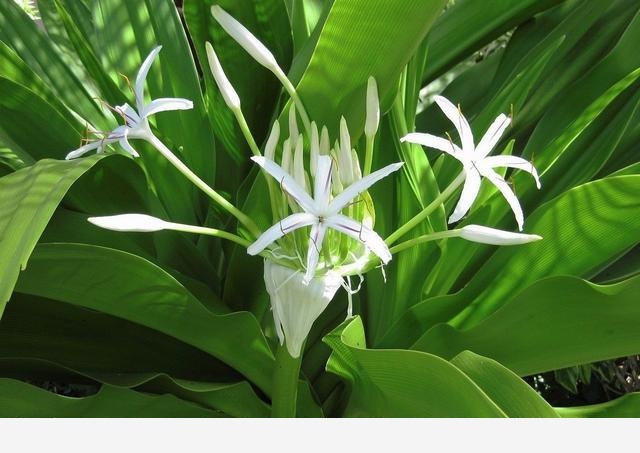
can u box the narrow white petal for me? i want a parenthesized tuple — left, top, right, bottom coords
(135, 46, 162, 110)
(247, 212, 317, 255)
(475, 113, 511, 159)
(483, 168, 525, 231)
(326, 214, 392, 263)
(141, 98, 193, 118)
(401, 132, 463, 160)
(304, 223, 327, 284)
(119, 132, 140, 158)
(434, 95, 474, 153)
(448, 168, 482, 224)
(264, 121, 280, 161)
(88, 214, 168, 232)
(459, 224, 542, 245)
(251, 156, 316, 212)
(65, 138, 115, 160)
(483, 155, 541, 189)
(328, 162, 403, 215)
(205, 41, 240, 110)
(115, 103, 142, 127)
(365, 76, 380, 138)
(313, 155, 333, 208)
(211, 5, 279, 72)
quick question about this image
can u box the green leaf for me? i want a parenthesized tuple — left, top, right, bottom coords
(296, 0, 448, 136)
(556, 393, 640, 418)
(324, 317, 506, 417)
(0, 155, 106, 313)
(413, 276, 640, 377)
(423, 0, 564, 82)
(15, 243, 275, 395)
(450, 351, 559, 418)
(0, 378, 221, 417)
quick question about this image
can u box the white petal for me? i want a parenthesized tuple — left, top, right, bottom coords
(448, 168, 482, 224)
(483, 168, 525, 231)
(263, 261, 343, 358)
(251, 156, 315, 212)
(141, 98, 193, 118)
(211, 5, 279, 72)
(401, 132, 463, 160)
(326, 214, 392, 263)
(264, 121, 280, 161)
(483, 155, 541, 189)
(328, 162, 403, 215)
(304, 223, 328, 284)
(88, 214, 168, 232)
(65, 138, 116, 160)
(365, 76, 380, 138)
(205, 41, 240, 110)
(434, 95, 474, 153)
(247, 212, 316, 255)
(116, 103, 142, 127)
(135, 46, 162, 110)
(118, 130, 140, 158)
(459, 225, 542, 245)
(313, 155, 333, 208)
(475, 113, 511, 159)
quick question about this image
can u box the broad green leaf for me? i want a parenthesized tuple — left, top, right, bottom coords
(452, 176, 640, 327)
(0, 378, 221, 417)
(324, 317, 506, 417)
(450, 351, 559, 418)
(413, 276, 640, 377)
(15, 243, 275, 395)
(0, 155, 106, 314)
(423, 0, 564, 82)
(295, 0, 448, 136)
(556, 393, 640, 418)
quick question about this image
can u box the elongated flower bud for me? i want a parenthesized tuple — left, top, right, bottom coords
(338, 117, 354, 184)
(264, 121, 280, 161)
(281, 138, 292, 173)
(351, 149, 362, 181)
(205, 42, 240, 111)
(310, 122, 319, 177)
(211, 5, 280, 74)
(88, 214, 168, 232)
(293, 134, 306, 190)
(289, 104, 298, 148)
(320, 126, 330, 156)
(365, 76, 380, 138)
(459, 225, 542, 245)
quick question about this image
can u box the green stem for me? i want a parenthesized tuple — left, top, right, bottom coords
(363, 135, 374, 176)
(280, 76, 312, 135)
(233, 108, 262, 157)
(164, 222, 251, 248)
(147, 133, 261, 239)
(271, 344, 302, 418)
(389, 229, 461, 254)
(385, 171, 466, 245)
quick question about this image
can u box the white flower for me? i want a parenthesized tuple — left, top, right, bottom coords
(66, 46, 193, 160)
(402, 95, 541, 231)
(264, 261, 343, 358)
(247, 154, 402, 284)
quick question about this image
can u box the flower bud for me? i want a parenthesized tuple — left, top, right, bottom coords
(310, 122, 319, 177)
(264, 121, 280, 161)
(365, 76, 380, 138)
(205, 42, 240, 111)
(338, 117, 353, 184)
(459, 225, 542, 245)
(88, 214, 168, 232)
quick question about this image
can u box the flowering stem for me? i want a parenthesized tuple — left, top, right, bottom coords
(164, 222, 251, 248)
(385, 171, 466, 245)
(233, 108, 262, 157)
(389, 229, 461, 254)
(147, 133, 261, 238)
(271, 344, 302, 418)
(280, 76, 312, 135)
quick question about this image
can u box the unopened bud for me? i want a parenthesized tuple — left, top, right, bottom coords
(205, 42, 240, 111)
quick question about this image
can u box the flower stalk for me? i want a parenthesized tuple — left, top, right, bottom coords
(271, 343, 302, 418)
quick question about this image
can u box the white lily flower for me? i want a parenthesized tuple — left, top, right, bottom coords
(402, 95, 541, 231)
(248, 154, 402, 284)
(264, 260, 343, 358)
(66, 46, 193, 160)
(458, 224, 542, 245)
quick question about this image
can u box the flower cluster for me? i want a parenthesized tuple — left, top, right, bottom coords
(67, 5, 542, 358)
